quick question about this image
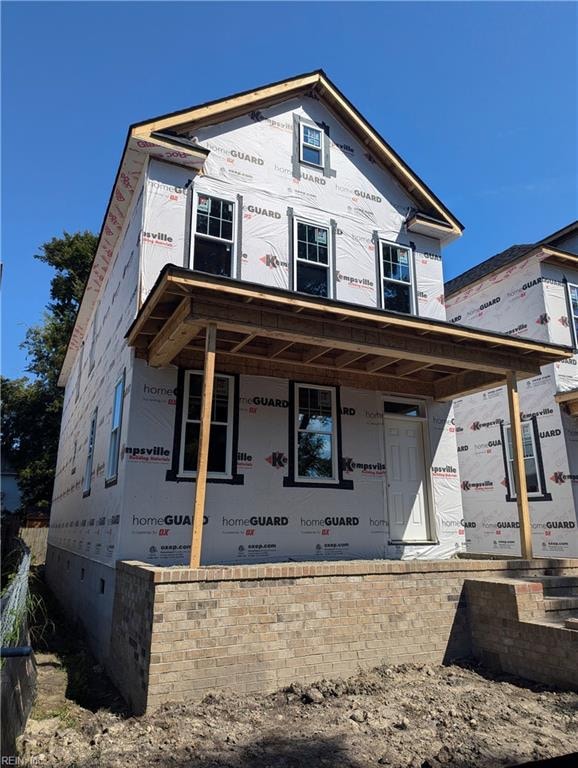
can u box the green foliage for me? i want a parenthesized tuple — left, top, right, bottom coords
(1, 231, 97, 511)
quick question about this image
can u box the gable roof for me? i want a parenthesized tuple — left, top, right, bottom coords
(58, 70, 463, 386)
(445, 221, 578, 298)
(131, 69, 464, 234)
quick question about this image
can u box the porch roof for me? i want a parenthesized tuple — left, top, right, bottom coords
(555, 388, 578, 416)
(126, 266, 574, 402)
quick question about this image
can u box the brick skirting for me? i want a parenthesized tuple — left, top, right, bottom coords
(466, 577, 578, 689)
(107, 558, 578, 714)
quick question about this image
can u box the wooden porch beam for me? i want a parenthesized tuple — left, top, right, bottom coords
(268, 340, 295, 358)
(229, 333, 257, 354)
(165, 273, 567, 358)
(434, 370, 504, 401)
(185, 298, 540, 376)
(365, 357, 400, 373)
(190, 323, 217, 568)
(147, 298, 202, 367)
(506, 371, 533, 560)
(395, 360, 432, 377)
(177, 348, 435, 396)
(302, 347, 330, 364)
(333, 351, 368, 369)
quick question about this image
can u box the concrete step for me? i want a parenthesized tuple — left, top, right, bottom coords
(564, 617, 578, 630)
(543, 595, 578, 616)
(527, 577, 578, 598)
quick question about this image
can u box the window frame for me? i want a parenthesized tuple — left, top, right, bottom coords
(178, 370, 235, 480)
(383, 397, 427, 420)
(299, 122, 324, 168)
(89, 303, 98, 373)
(501, 417, 551, 502)
(71, 438, 78, 476)
(294, 384, 339, 484)
(378, 240, 416, 315)
(190, 192, 237, 279)
(567, 282, 578, 346)
(283, 382, 353, 490)
(75, 342, 84, 403)
(292, 217, 333, 299)
(82, 408, 98, 498)
(105, 371, 125, 486)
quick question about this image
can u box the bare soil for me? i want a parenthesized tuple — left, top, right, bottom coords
(19, 655, 578, 768)
(20, 571, 578, 768)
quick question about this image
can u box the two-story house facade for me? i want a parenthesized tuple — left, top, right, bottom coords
(45, 72, 570, 657)
(446, 222, 578, 558)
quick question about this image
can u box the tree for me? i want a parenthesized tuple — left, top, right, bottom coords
(2, 231, 97, 511)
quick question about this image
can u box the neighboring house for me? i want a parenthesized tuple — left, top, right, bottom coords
(1, 458, 21, 514)
(446, 221, 578, 558)
(45, 71, 570, 658)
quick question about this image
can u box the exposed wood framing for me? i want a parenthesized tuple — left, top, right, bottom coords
(147, 298, 202, 367)
(334, 351, 369, 369)
(175, 348, 435, 396)
(302, 347, 331, 364)
(182, 298, 541, 376)
(395, 360, 432, 377)
(506, 371, 533, 560)
(229, 333, 257, 354)
(554, 390, 578, 415)
(159, 274, 565, 357)
(126, 270, 573, 404)
(365, 357, 400, 373)
(190, 323, 217, 568)
(434, 371, 505, 402)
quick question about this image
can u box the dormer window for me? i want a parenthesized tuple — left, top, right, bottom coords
(192, 193, 235, 277)
(300, 124, 324, 167)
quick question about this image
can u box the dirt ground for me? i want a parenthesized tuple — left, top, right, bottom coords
(18, 573, 578, 768)
(19, 656, 578, 768)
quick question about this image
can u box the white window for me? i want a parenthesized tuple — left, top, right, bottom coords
(179, 371, 234, 478)
(89, 304, 98, 373)
(300, 124, 324, 167)
(75, 342, 84, 402)
(106, 373, 125, 483)
(71, 439, 78, 475)
(295, 384, 338, 482)
(504, 421, 541, 497)
(83, 408, 98, 496)
(294, 220, 331, 298)
(380, 242, 414, 315)
(192, 193, 235, 278)
(567, 283, 578, 345)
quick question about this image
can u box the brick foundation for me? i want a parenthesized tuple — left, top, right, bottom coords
(108, 558, 578, 714)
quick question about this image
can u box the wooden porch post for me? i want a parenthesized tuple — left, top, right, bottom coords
(506, 371, 533, 560)
(189, 323, 217, 568)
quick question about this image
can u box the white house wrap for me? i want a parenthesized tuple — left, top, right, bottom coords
(446, 225, 578, 558)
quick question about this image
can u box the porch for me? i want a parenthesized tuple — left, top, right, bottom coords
(126, 266, 574, 564)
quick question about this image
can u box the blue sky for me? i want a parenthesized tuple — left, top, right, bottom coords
(2, 1, 576, 379)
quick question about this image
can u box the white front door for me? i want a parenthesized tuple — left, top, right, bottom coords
(384, 417, 429, 542)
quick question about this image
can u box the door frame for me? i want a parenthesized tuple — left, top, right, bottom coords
(381, 395, 436, 545)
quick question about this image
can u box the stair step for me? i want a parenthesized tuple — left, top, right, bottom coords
(543, 596, 578, 612)
(527, 576, 578, 588)
(543, 587, 578, 597)
(564, 617, 578, 630)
